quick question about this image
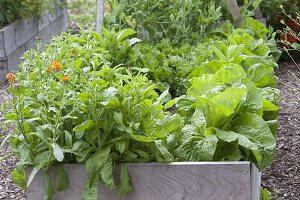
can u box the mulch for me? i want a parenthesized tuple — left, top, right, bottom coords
(0, 58, 299, 200)
(262, 60, 300, 200)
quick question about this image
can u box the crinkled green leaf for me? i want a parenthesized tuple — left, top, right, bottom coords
(100, 160, 115, 190)
(82, 171, 100, 200)
(155, 140, 173, 161)
(175, 125, 218, 161)
(232, 113, 276, 170)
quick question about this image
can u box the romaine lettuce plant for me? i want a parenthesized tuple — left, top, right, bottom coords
(1, 18, 280, 200)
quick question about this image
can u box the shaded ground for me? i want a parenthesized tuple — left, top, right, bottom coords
(262, 60, 300, 200)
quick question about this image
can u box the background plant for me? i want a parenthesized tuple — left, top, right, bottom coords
(0, 0, 63, 28)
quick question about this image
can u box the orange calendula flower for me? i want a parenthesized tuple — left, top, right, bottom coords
(6, 73, 16, 83)
(61, 76, 70, 82)
(48, 61, 61, 73)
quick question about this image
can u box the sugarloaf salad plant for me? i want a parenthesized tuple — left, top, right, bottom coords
(1, 18, 280, 200)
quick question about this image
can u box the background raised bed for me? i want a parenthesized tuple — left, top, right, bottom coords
(0, 3, 68, 84)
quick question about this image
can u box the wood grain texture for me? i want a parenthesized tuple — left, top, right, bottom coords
(27, 162, 254, 200)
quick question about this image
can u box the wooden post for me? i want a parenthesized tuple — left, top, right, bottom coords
(226, 0, 242, 26)
(96, 0, 104, 34)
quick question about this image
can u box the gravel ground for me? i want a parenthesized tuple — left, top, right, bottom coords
(262, 60, 300, 200)
(0, 85, 26, 200)
(0, 60, 299, 199)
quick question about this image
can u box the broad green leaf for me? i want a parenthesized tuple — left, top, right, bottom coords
(247, 64, 275, 88)
(164, 99, 175, 109)
(73, 120, 96, 133)
(215, 129, 238, 142)
(118, 163, 132, 196)
(262, 99, 278, 111)
(116, 29, 136, 42)
(243, 18, 269, 39)
(213, 140, 241, 161)
(64, 130, 73, 148)
(232, 113, 276, 170)
(116, 140, 126, 154)
(52, 143, 64, 162)
(56, 165, 68, 191)
(191, 108, 206, 130)
(86, 146, 111, 173)
(212, 64, 246, 85)
(154, 140, 173, 161)
(175, 125, 218, 161)
(12, 168, 26, 190)
(162, 114, 183, 133)
(129, 135, 155, 143)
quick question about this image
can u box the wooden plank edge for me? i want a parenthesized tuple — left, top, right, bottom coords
(250, 163, 261, 200)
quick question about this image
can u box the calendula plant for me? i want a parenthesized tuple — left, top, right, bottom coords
(1, 18, 280, 200)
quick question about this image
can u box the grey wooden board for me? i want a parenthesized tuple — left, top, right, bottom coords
(0, 59, 8, 83)
(7, 45, 26, 72)
(27, 162, 254, 200)
(50, 11, 68, 36)
(2, 21, 18, 58)
(251, 164, 261, 200)
(0, 31, 5, 57)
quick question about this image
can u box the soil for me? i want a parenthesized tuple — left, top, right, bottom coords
(0, 60, 299, 200)
(262, 60, 300, 200)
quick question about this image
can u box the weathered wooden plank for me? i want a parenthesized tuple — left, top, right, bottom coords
(50, 12, 68, 37)
(226, 0, 240, 22)
(0, 31, 5, 57)
(38, 15, 51, 32)
(251, 163, 261, 200)
(7, 45, 26, 72)
(15, 19, 39, 50)
(27, 162, 253, 200)
(0, 59, 8, 84)
(2, 21, 18, 57)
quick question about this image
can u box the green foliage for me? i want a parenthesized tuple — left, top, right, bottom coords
(0, 0, 62, 27)
(260, 188, 274, 200)
(2, 18, 279, 199)
(67, 0, 97, 30)
(104, 0, 224, 45)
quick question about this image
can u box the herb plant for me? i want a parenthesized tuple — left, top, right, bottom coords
(1, 17, 280, 199)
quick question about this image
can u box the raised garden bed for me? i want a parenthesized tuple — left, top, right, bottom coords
(0, 4, 67, 84)
(27, 162, 260, 200)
